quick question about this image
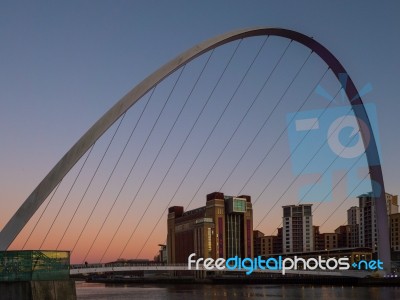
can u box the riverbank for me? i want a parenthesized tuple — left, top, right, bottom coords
(75, 282, 400, 300)
(83, 276, 400, 286)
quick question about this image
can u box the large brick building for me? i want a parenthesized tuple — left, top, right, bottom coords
(167, 192, 253, 263)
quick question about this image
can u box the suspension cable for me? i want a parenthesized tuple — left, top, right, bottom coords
(132, 38, 274, 258)
(83, 50, 216, 262)
(318, 171, 370, 229)
(253, 85, 342, 229)
(115, 41, 249, 260)
(236, 51, 315, 196)
(79, 77, 161, 261)
(183, 37, 271, 210)
(99, 42, 243, 262)
(72, 66, 186, 256)
(37, 144, 95, 249)
(88, 51, 217, 262)
(55, 113, 126, 250)
(22, 181, 61, 249)
(134, 39, 300, 259)
(267, 126, 366, 234)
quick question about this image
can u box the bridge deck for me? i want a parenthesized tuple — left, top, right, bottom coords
(70, 264, 370, 278)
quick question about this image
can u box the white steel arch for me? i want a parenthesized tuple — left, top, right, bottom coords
(0, 27, 389, 271)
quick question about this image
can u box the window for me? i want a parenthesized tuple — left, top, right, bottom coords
(207, 228, 212, 252)
(233, 199, 246, 212)
(284, 207, 291, 218)
(303, 206, 312, 216)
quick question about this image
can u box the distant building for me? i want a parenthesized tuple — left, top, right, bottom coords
(314, 226, 349, 251)
(347, 206, 360, 248)
(282, 204, 313, 254)
(155, 244, 167, 263)
(274, 227, 283, 254)
(277, 247, 373, 266)
(254, 229, 282, 257)
(321, 233, 338, 250)
(358, 192, 398, 252)
(390, 213, 400, 260)
(253, 230, 264, 257)
(335, 225, 352, 249)
(313, 226, 324, 251)
(386, 194, 399, 215)
(260, 235, 277, 256)
(167, 192, 253, 263)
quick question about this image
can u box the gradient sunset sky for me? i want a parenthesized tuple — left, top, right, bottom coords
(1, 1, 399, 263)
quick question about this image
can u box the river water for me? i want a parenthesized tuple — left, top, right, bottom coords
(76, 282, 400, 299)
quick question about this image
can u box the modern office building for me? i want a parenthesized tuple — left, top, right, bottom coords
(282, 204, 313, 254)
(167, 192, 253, 263)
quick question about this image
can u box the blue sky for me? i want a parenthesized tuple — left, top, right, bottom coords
(1, 1, 399, 259)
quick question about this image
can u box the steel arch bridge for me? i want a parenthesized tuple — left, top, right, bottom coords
(0, 27, 390, 271)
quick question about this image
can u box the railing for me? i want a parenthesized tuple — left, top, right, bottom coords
(70, 263, 187, 269)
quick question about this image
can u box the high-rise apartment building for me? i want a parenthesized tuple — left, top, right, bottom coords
(358, 192, 398, 252)
(347, 206, 360, 248)
(167, 192, 253, 263)
(390, 213, 400, 260)
(282, 204, 313, 253)
(274, 228, 283, 254)
(313, 226, 324, 251)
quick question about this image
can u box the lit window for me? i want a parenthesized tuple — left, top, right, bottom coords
(233, 199, 246, 212)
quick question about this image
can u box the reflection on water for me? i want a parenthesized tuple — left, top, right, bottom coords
(76, 282, 400, 300)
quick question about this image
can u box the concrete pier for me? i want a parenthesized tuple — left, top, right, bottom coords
(0, 250, 76, 299)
